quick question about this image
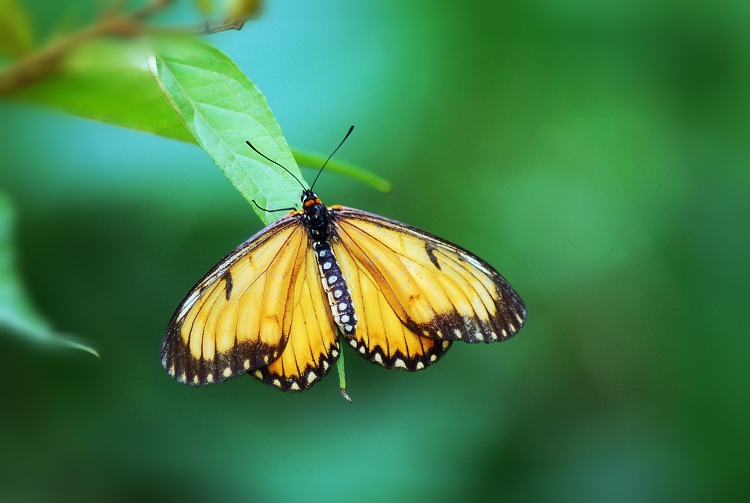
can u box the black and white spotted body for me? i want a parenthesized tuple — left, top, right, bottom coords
(301, 190, 357, 338)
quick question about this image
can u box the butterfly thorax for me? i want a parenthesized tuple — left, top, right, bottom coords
(300, 189, 357, 338)
(301, 190, 331, 240)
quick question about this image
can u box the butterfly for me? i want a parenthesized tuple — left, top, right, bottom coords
(161, 127, 526, 399)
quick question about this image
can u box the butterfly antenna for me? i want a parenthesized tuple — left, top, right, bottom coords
(245, 141, 307, 190)
(311, 125, 355, 190)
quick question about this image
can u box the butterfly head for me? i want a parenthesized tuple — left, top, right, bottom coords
(301, 189, 328, 232)
(300, 189, 320, 205)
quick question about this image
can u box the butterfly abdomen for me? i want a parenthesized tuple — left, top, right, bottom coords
(312, 240, 357, 337)
(301, 192, 357, 338)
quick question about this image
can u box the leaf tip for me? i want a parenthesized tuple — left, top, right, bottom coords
(60, 337, 100, 359)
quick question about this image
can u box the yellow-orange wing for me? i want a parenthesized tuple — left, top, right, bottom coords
(161, 213, 339, 391)
(330, 206, 526, 370)
(249, 239, 340, 391)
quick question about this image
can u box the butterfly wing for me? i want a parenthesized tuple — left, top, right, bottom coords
(334, 239, 452, 371)
(330, 207, 525, 369)
(249, 241, 340, 391)
(161, 214, 307, 386)
(161, 212, 341, 392)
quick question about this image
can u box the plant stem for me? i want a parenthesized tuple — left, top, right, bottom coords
(337, 336, 353, 402)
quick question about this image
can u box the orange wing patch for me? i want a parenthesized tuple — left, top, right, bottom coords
(332, 207, 526, 345)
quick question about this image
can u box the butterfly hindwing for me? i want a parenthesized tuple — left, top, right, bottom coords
(249, 242, 340, 391)
(334, 238, 452, 370)
(161, 215, 307, 386)
(331, 207, 526, 348)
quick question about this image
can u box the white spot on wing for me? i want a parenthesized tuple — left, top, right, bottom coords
(442, 341, 450, 349)
(489, 332, 498, 341)
(253, 370, 262, 378)
(207, 373, 214, 383)
(394, 358, 407, 369)
(306, 372, 316, 384)
(430, 354, 437, 362)
(359, 346, 365, 354)
(323, 261, 332, 270)
(453, 329, 462, 339)
(328, 275, 338, 284)
(272, 379, 281, 387)
(515, 312, 524, 325)
(416, 361, 425, 370)
(341, 315, 350, 323)
(334, 290, 343, 299)
(332, 349, 339, 357)
(244, 359, 250, 369)
(291, 382, 300, 391)
(223, 367, 231, 378)
(350, 340, 357, 348)
(373, 352, 383, 364)
(323, 360, 330, 370)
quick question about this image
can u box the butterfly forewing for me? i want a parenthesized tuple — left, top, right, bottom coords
(331, 207, 526, 344)
(161, 215, 306, 386)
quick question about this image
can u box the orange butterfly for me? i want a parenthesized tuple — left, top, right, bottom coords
(161, 127, 526, 398)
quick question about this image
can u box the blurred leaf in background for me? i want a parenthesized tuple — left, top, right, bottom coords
(0, 193, 97, 356)
(15, 39, 195, 141)
(0, 0, 34, 57)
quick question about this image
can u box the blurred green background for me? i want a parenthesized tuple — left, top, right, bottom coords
(1, 0, 748, 501)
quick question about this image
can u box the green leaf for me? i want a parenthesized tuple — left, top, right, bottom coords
(12, 37, 391, 194)
(293, 149, 393, 193)
(15, 38, 194, 143)
(0, 0, 34, 57)
(0, 194, 98, 357)
(150, 37, 303, 224)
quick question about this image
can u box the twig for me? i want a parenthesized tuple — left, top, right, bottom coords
(203, 18, 247, 34)
(0, 20, 123, 95)
(146, 18, 247, 36)
(0, 0, 247, 96)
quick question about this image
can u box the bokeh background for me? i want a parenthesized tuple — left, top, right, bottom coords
(1, 0, 748, 501)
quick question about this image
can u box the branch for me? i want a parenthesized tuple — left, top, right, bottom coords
(147, 18, 247, 36)
(0, 0, 247, 96)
